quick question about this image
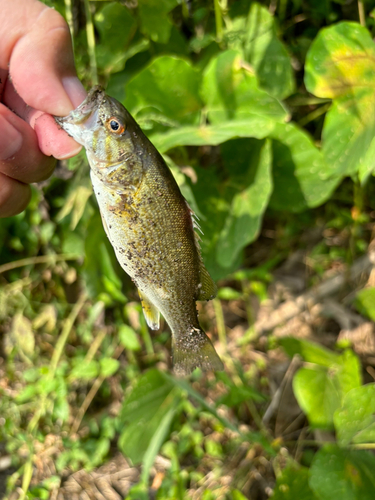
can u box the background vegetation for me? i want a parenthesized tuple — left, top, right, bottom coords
(2, 0, 375, 498)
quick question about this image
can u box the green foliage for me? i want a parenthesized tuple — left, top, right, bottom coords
(281, 338, 362, 428)
(3, 0, 375, 498)
(310, 445, 375, 500)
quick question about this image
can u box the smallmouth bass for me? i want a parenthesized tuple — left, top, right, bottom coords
(55, 86, 223, 375)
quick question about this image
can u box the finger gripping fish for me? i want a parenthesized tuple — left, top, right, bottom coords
(55, 86, 223, 376)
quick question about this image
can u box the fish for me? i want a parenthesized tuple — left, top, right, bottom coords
(55, 86, 223, 376)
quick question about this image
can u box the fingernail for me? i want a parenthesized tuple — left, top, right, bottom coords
(0, 116, 22, 160)
(62, 76, 87, 109)
(55, 144, 82, 160)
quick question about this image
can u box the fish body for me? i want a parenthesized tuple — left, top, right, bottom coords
(55, 86, 223, 375)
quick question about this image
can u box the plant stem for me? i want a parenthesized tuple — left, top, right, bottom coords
(358, 0, 366, 26)
(213, 0, 223, 42)
(0, 253, 81, 274)
(64, 0, 74, 47)
(83, 0, 98, 85)
(213, 297, 227, 347)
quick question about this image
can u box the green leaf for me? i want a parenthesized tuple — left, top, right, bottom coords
(118, 369, 180, 463)
(138, 0, 178, 43)
(118, 325, 141, 351)
(269, 123, 340, 212)
(280, 337, 340, 367)
(94, 3, 139, 74)
(140, 404, 177, 484)
(83, 212, 127, 302)
(335, 349, 362, 397)
(293, 366, 341, 428)
(70, 360, 100, 381)
(305, 22, 375, 179)
(272, 466, 318, 500)
(95, 3, 136, 51)
(334, 384, 375, 446)
(151, 117, 275, 153)
(125, 56, 202, 127)
(100, 358, 120, 378)
(201, 49, 288, 124)
(355, 287, 375, 321)
(243, 3, 295, 99)
(310, 444, 375, 500)
(216, 139, 273, 268)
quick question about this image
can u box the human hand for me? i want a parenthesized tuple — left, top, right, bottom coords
(0, 0, 87, 217)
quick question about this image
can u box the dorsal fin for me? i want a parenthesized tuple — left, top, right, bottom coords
(198, 264, 217, 301)
(185, 201, 217, 302)
(138, 289, 160, 330)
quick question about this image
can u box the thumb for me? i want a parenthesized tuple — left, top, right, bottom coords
(3, 0, 86, 115)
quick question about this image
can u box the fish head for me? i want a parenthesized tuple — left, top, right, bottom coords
(55, 86, 137, 168)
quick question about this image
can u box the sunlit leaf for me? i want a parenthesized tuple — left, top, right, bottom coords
(305, 22, 375, 179)
(293, 366, 341, 428)
(243, 3, 295, 99)
(334, 384, 375, 446)
(310, 444, 375, 500)
(201, 49, 288, 124)
(151, 117, 275, 153)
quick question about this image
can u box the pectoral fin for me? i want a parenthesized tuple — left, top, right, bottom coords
(138, 289, 160, 330)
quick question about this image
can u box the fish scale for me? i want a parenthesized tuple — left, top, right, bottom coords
(55, 86, 223, 375)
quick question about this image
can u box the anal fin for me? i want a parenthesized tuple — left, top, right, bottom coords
(138, 289, 160, 330)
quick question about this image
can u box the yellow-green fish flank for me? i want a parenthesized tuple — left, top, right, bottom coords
(55, 86, 223, 376)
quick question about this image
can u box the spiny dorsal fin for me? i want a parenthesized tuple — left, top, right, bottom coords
(138, 289, 160, 330)
(198, 264, 217, 301)
(185, 201, 217, 302)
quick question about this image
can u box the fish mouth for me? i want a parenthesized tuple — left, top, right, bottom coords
(55, 85, 106, 128)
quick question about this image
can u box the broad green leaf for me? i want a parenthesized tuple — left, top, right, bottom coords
(280, 337, 340, 367)
(305, 22, 375, 179)
(83, 212, 127, 302)
(310, 444, 375, 500)
(140, 404, 177, 484)
(138, 0, 178, 43)
(95, 3, 136, 52)
(269, 123, 340, 212)
(216, 139, 273, 268)
(100, 358, 120, 378)
(272, 466, 318, 500)
(335, 349, 362, 397)
(334, 384, 375, 446)
(151, 117, 275, 153)
(118, 369, 180, 463)
(201, 49, 288, 124)
(293, 366, 341, 428)
(355, 287, 375, 321)
(243, 3, 295, 99)
(125, 56, 202, 127)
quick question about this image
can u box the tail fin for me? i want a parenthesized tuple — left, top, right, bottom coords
(172, 327, 224, 376)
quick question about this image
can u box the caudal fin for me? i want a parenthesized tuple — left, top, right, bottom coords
(172, 327, 224, 376)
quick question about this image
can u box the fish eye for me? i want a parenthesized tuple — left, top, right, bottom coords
(106, 117, 125, 134)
